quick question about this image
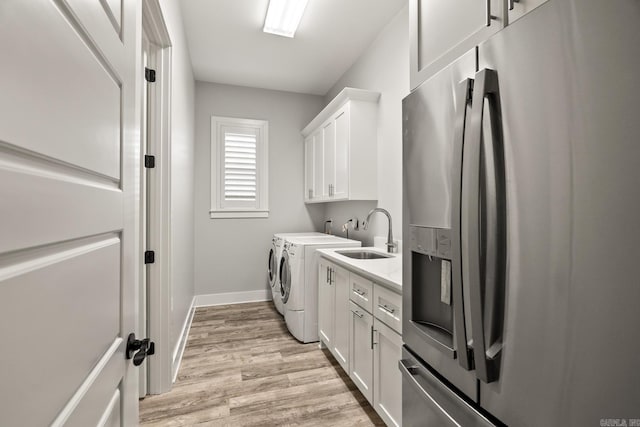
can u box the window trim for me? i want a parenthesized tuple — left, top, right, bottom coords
(210, 116, 269, 219)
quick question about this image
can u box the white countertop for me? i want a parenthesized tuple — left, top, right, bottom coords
(316, 246, 402, 294)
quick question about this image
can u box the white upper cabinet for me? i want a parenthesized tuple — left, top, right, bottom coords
(410, 0, 505, 90)
(302, 88, 379, 203)
(410, 0, 550, 90)
(304, 136, 315, 201)
(505, 0, 549, 25)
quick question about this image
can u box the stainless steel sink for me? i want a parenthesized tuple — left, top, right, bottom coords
(335, 250, 393, 260)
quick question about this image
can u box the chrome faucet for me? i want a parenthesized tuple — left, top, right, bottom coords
(324, 219, 333, 235)
(363, 208, 397, 253)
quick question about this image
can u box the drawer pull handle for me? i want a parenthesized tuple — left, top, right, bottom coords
(353, 288, 366, 297)
(378, 304, 396, 315)
(352, 310, 364, 318)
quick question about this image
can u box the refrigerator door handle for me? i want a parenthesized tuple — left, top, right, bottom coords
(479, 70, 507, 383)
(463, 68, 506, 383)
(399, 356, 495, 427)
(451, 78, 474, 371)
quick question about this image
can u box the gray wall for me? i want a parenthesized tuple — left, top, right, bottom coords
(159, 0, 196, 356)
(194, 82, 325, 296)
(323, 5, 409, 246)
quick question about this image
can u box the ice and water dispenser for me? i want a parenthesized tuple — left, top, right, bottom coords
(407, 225, 459, 357)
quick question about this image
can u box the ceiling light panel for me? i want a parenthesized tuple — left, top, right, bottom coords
(263, 0, 309, 38)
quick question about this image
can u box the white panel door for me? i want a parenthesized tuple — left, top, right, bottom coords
(322, 121, 335, 198)
(333, 105, 350, 200)
(312, 130, 325, 200)
(318, 260, 334, 348)
(373, 319, 403, 427)
(349, 301, 373, 403)
(332, 265, 350, 371)
(304, 136, 314, 201)
(0, 0, 140, 425)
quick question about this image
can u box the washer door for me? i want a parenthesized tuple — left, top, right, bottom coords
(280, 250, 291, 304)
(267, 244, 277, 288)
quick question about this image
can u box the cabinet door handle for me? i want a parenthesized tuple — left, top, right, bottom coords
(485, 0, 497, 26)
(509, 0, 519, 11)
(326, 266, 330, 283)
(353, 288, 365, 297)
(378, 303, 396, 315)
(371, 326, 376, 350)
(330, 268, 335, 284)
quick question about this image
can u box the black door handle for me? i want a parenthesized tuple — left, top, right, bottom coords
(126, 333, 155, 366)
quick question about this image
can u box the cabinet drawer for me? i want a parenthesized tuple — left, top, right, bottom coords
(373, 284, 402, 334)
(350, 273, 373, 313)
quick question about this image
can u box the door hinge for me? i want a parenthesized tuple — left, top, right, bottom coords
(144, 154, 155, 168)
(144, 250, 155, 264)
(145, 67, 156, 83)
(126, 333, 155, 366)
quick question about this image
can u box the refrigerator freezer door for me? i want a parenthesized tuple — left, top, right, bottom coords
(477, 1, 640, 425)
(400, 348, 495, 427)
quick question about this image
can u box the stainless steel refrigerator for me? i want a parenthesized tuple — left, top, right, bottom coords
(401, 1, 640, 425)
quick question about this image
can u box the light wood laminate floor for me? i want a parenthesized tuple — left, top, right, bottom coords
(139, 302, 385, 426)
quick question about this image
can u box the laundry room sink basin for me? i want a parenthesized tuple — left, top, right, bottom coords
(335, 250, 393, 260)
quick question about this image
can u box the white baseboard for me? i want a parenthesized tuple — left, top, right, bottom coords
(172, 296, 196, 383)
(194, 290, 272, 307)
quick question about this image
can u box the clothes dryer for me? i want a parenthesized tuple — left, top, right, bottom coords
(268, 232, 325, 315)
(280, 235, 361, 342)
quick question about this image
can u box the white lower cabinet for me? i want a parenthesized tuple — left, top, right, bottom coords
(349, 300, 374, 402)
(319, 260, 403, 426)
(373, 319, 403, 427)
(318, 259, 350, 372)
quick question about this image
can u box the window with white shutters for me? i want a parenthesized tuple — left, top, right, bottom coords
(210, 116, 269, 218)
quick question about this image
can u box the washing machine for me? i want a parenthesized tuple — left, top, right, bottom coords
(280, 235, 361, 342)
(268, 232, 325, 315)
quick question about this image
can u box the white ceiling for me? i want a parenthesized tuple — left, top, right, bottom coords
(180, 0, 407, 95)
